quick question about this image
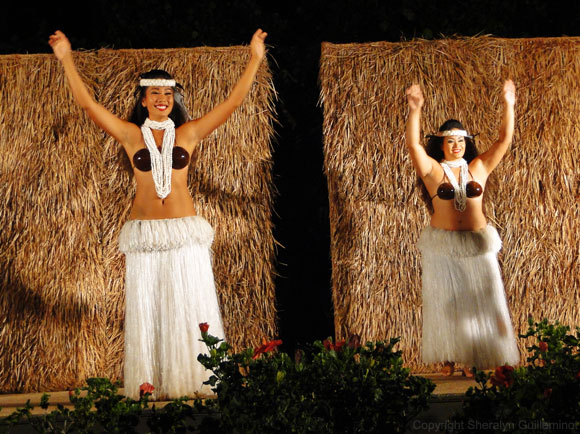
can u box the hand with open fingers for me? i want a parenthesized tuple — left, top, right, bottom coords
(48, 30, 71, 61)
(503, 79, 516, 107)
(250, 29, 268, 61)
(406, 84, 424, 111)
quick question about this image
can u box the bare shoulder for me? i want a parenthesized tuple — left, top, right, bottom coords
(175, 119, 201, 152)
(426, 160, 444, 178)
(121, 122, 146, 156)
(421, 161, 444, 190)
(468, 156, 488, 178)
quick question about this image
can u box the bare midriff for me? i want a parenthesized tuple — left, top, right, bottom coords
(430, 196, 487, 231)
(129, 169, 197, 220)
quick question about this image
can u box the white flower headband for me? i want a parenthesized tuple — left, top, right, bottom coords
(436, 129, 470, 137)
(139, 79, 176, 87)
(426, 129, 475, 139)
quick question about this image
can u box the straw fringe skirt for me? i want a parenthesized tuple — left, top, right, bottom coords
(418, 225, 519, 369)
(119, 216, 224, 399)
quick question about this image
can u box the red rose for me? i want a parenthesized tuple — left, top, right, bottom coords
(139, 382, 155, 397)
(543, 388, 552, 398)
(334, 340, 346, 352)
(490, 365, 515, 388)
(199, 323, 209, 333)
(253, 346, 265, 359)
(264, 339, 282, 352)
(538, 341, 548, 352)
(253, 338, 268, 359)
(576, 371, 580, 380)
(252, 339, 282, 359)
(323, 339, 345, 352)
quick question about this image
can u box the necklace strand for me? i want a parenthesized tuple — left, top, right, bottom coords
(141, 118, 175, 199)
(441, 159, 468, 212)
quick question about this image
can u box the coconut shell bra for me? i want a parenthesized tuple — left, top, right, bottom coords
(432, 173, 483, 200)
(133, 146, 190, 172)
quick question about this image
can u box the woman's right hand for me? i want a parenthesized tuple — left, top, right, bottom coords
(48, 30, 71, 61)
(47, 29, 139, 148)
(405, 83, 434, 178)
(250, 29, 268, 61)
(502, 79, 516, 107)
(405, 84, 424, 111)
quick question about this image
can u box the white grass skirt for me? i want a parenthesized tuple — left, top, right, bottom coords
(418, 225, 519, 369)
(119, 216, 224, 399)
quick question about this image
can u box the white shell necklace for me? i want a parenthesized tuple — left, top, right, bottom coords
(441, 158, 468, 212)
(140, 118, 175, 199)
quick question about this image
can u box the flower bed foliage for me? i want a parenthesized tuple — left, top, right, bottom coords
(197, 325, 435, 434)
(1, 324, 434, 433)
(1, 377, 210, 433)
(450, 318, 580, 434)
(5, 318, 580, 433)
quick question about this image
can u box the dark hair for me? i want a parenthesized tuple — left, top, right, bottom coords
(128, 69, 190, 127)
(425, 119, 478, 163)
(419, 119, 479, 213)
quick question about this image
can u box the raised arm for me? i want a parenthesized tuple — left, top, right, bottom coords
(405, 85, 435, 178)
(48, 31, 140, 149)
(179, 29, 267, 144)
(475, 79, 515, 174)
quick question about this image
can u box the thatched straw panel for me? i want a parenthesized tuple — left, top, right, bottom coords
(0, 46, 277, 392)
(0, 53, 107, 392)
(320, 37, 580, 371)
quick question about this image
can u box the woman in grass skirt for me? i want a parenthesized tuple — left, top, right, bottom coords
(49, 29, 267, 399)
(404, 81, 520, 376)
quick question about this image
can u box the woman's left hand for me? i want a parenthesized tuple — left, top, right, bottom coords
(503, 79, 516, 107)
(250, 29, 268, 60)
(48, 30, 72, 61)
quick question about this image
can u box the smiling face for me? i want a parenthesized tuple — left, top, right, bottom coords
(141, 86, 174, 121)
(441, 131, 466, 161)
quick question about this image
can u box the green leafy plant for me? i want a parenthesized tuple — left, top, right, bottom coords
(451, 318, 580, 433)
(197, 324, 435, 434)
(2, 378, 147, 433)
(1, 324, 434, 433)
(0, 378, 208, 433)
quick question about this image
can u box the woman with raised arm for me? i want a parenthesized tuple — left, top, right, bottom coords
(49, 29, 267, 399)
(405, 81, 520, 376)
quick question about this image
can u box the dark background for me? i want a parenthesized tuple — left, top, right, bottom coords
(2, 0, 579, 353)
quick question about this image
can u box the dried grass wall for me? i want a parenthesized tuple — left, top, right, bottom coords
(320, 37, 580, 371)
(0, 47, 277, 392)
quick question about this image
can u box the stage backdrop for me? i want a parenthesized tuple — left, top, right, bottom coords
(320, 37, 580, 372)
(0, 47, 277, 392)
